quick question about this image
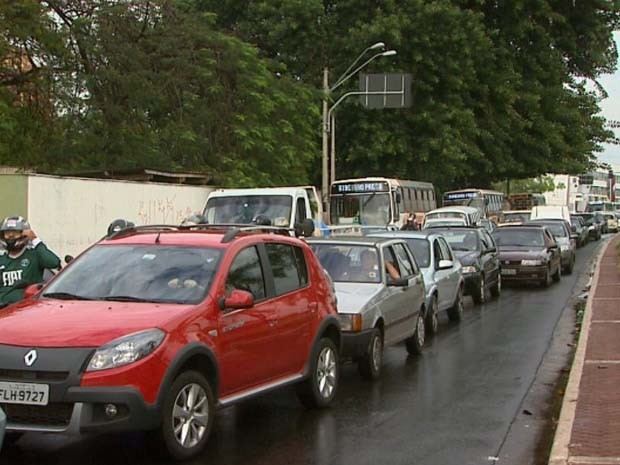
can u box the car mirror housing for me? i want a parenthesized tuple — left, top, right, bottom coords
(220, 289, 255, 311)
(387, 277, 409, 287)
(438, 260, 453, 270)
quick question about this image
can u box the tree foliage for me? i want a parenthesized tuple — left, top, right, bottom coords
(1, 0, 619, 190)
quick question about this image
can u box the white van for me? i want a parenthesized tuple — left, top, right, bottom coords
(203, 187, 319, 230)
(530, 205, 571, 223)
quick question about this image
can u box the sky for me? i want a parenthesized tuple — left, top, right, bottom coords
(595, 32, 620, 168)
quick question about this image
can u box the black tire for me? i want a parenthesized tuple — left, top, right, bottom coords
(447, 286, 464, 322)
(542, 267, 552, 288)
(358, 328, 383, 380)
(405, 312, 426, 355)
(2, 432, 24, 448)
(564, 255, 575, 275)
(159, 370, 215, 461)
(490, 273, 501, 298)
(425, 295, 439, 336)
(553, 263, 562, 282)
(472, 274, 486, 305)
(296, 337, 339, 408)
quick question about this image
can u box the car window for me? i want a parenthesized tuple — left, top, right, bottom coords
(266, 243, 306, 296)
(492, 228, 545, 247)
(404, 238, 430, 268)
(393, 243, 415, 277)
(293, 246, 308, 286)
(295, 198, 307, 224)
(310, 244, 381, 283)
(433, 239, 444, 263)
(435, 229, 479, 252)
(383, 246, 402, 279)
(226, 246, 266, 301)
(438, 238, 453, 261)
(481, 231, 495, 250)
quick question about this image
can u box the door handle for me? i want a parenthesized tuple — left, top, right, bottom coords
(268, 319, 278, 327)
(308, 302, 318, 313)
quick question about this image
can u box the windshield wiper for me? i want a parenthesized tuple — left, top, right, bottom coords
(101, 295, 153, 303)
(42, 292, 92, 301)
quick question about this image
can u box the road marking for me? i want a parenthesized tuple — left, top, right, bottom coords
(584, 360, 620, 364)
(591, 320, 620, 323)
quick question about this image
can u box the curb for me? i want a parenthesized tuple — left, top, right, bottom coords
(548, 238, 615, 465)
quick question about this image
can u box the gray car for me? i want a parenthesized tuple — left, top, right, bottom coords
(529, 219, 575, 274)
(308, 237, 427, 380)
(371, 231, 465, 335)
(0, 406, 5, 450)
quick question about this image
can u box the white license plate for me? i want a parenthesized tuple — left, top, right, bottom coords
(501, 269, 517, 276)
(0, 381, 49, 406)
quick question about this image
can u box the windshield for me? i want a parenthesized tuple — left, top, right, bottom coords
(310, 244, 381, 283)
(533, 222, 566, 237)
(492, 229, 545, 247)
(504, 212, 530, 223)
(43, 245, 221, 304)
(404, 238, 430, 268)
(204, 195, 293, 226)
(433, 230, 479, 252)
(330, 193, 391, 226)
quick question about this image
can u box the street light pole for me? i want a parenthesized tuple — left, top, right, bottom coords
(322, 67, 329, 219)
(320, 44, 396, 222)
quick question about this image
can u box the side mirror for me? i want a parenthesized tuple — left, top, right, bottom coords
(438, 259, 453, 270)
(395, 192, 402, 203)
(64, 255, 74, 265)
(295, 218, 315, 238)
(485, 248, 497, 254)
(387, 277, 409, 287)
(571, 225, 577, 233)
(24, 283, 43, 299)
(219, 289, 254, 311)
(570, 233, 579, 240)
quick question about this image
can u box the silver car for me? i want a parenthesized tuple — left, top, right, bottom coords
(371, 231, 465, 335)
(308, 237, 427, 380)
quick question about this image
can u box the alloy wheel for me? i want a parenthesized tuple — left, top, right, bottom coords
(172, 383, 210, 449)
(317, 346, 337, 399)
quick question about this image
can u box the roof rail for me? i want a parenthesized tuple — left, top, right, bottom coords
(107, 224, 180, 239)
(221, 226, 293, 243)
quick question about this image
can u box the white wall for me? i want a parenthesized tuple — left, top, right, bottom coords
(27, 175, 213, 260)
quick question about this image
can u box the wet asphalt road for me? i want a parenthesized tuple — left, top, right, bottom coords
(3, 239, 602, 465)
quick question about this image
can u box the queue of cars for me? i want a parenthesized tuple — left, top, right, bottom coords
(0, 202, 611, 460)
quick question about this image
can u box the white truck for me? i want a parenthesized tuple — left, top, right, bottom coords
(0, 173, 214, 261)
(203, 186, 322, 231)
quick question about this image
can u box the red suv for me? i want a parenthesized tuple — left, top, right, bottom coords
(0, 225, 341, 459)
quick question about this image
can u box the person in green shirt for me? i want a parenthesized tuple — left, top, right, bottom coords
(0, 216, 61, 305)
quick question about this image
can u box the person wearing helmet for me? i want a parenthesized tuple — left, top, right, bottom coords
(0, 216, 61, 305)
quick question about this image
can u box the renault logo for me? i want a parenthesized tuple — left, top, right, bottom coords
(24, 349, 37, 367)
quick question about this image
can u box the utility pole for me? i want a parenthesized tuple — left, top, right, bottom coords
(322, 67, 329, 221)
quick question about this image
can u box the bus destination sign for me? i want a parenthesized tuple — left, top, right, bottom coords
(332, 181, 390, 194)
(445, 191, 479, 200)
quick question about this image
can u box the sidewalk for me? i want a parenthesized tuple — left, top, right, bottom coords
(549, 235, 620, 465)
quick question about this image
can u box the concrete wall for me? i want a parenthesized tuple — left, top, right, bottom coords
(0, 175, 28, 220)
(0, 174, 213, 260)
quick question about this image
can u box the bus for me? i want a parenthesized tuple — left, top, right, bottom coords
(442, 188, 505, 219)
(329, 177, 436, 228)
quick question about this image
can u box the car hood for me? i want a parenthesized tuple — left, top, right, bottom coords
(0, 299, 194, 348)
(334, 283, 384, 314)
(497, 246, 546, 260)
(453, 250, 480, 266)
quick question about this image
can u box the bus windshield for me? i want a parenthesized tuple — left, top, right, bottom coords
(330, 193, 392, 226)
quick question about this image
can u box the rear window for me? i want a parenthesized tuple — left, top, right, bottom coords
(310, 244, 381, 283)
(492, 229, 545, 247)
